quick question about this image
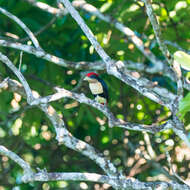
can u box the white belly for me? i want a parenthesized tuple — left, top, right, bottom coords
(89, 82, 103, 95)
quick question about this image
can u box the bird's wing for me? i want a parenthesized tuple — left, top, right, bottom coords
(97, 78, 109, 102)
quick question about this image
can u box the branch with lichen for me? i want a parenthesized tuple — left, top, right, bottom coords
(0, 52, 34, 103)
(0, 40, 174, 108)
(0, 145, 34, 181)
(140, 0, 183, 100)
(0, 53, 190, 188)
(139, 0, 190, 149)
(0, 0, 189, 149)
(1, 2, 190, 189)
(0, 71, 122, 187)
(1, 145, 190, 190)
(56, 0, 190, 149)
(21, 0, 190, 94)
(0, 52, 176, 134)
(0, 145, 123, 187)
(23, 0, 164, 73)
(0, 39, 105, 70)
(0, 0, 189, 148)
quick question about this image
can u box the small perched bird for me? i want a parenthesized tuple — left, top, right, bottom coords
(84, 72, 108, 105)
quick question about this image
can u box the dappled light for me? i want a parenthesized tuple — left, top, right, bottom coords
(0, 0, 190, 189)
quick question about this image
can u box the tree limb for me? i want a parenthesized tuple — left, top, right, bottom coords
(0, 145, 34, 181)
(141, 0, 183, 100)
(1, 144, 189, 189)
(0, 52, 34, 103)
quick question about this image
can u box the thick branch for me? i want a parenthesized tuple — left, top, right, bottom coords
(23, 0, 63, 16)
(1, 74, 190, 189)
(1, 39, 187, 93)
(59, 0, 112, 69)
(22, 170, 190, 190)
(0, 145, 33, 180)
(24, 171, 118, 185)
(31, 87, 174, 133)
(0, 145, 117, 187)
(0, 76, 120, 182)
(0, 40, 173, 108)
(0, 39, 105, 70)
(0, 76, 174, 134)
(1, 145, 189, 190)
(24, 0, 164, 73)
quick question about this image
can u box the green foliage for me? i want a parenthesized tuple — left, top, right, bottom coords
(174, 51, 190, 71)
(178, 92, 190, 119)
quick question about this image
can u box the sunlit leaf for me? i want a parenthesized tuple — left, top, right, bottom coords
(102, 136, 109, 144)
(178, 92, 190, 119)
(174, 51, 190, 71)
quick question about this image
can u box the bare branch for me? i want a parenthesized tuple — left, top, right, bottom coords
(72, 0, 164, 72)
(0, 77, 9, 89)
(0, 39, 105, 70)
(23, 0, 63, 16)
(166, 151, 190, 186)
(24, 0, 164, 73)
(1, 74, 190, 189)
(30, 86, 173, 132)
(19, 16, 57, 43)
(0, 52, 34, 103)
(0, 39, 175, 108)
(0, 7, 41, 49)
(19, 51, 23, 71)
(0, 145, 34, 180)
(1, 39, 189, 95)
(1, 144, 189, 190)
(0, 145, 116, 186)
(0, 39, 186, 94)
(24, 170, 118, 185)
(139, 0, 171, 64)
(141, 0, 183, 99)
(54, 0, 173, 109)
(0, 76, 120, 182)
(58, 0, 112, 70)
(165, 40, 190, 54)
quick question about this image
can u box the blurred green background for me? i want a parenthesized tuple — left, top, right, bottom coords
(1, 0, 190, 189)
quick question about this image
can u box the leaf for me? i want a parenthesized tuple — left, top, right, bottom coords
(102, 135, 109, 144)
(174, 51, 190, 71)
(178, 92, 190, 119)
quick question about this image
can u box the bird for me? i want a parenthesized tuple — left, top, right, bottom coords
(83, 72, 108, 105)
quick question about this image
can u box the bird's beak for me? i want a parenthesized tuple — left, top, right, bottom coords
(83, 76, 90, 81)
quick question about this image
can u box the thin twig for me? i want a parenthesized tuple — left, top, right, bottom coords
(19, 51, 23, 71)
(0, 77, 9, 89)
(0, 52, 34, 103)
(166, 151, 190, 186)
(20, 16, 57, 43)
(0, 7, 41, 49)
(141, 0, 183, 99)
(0, 145, 33, 175)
